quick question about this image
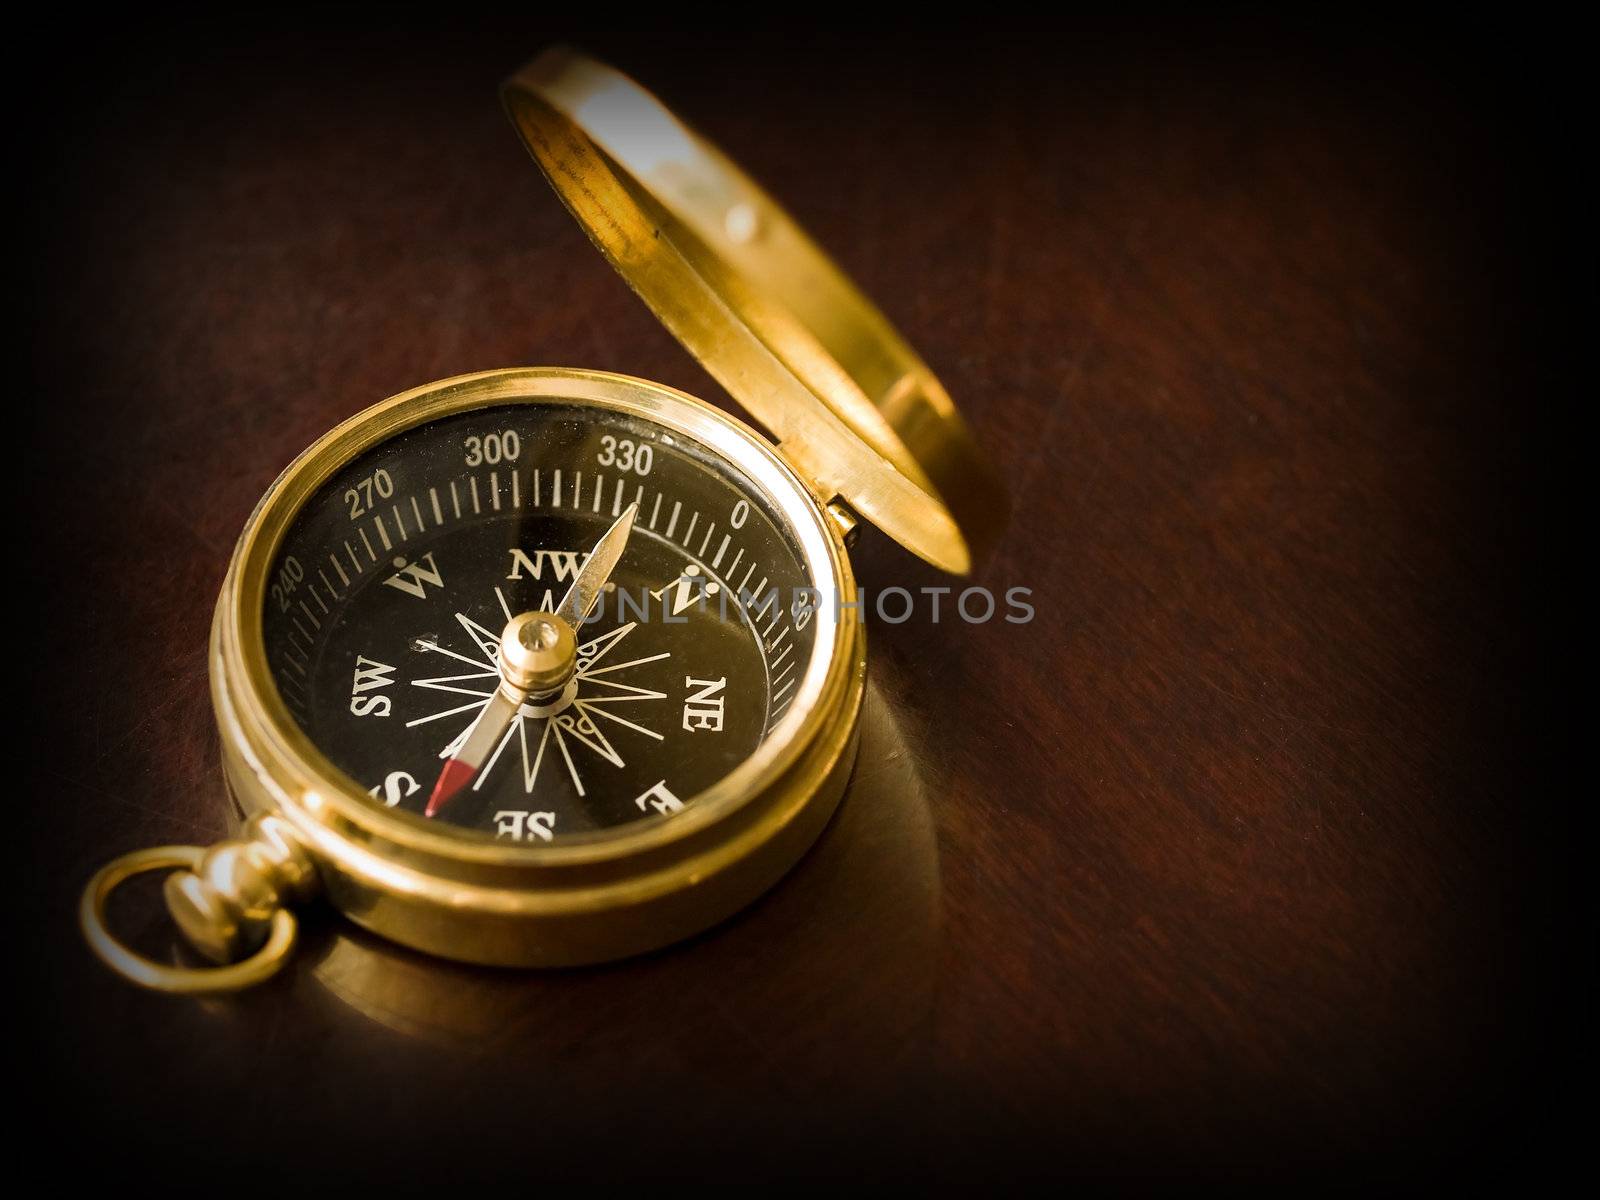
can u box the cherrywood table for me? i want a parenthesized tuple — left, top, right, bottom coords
(23, 23, 1558, 1182)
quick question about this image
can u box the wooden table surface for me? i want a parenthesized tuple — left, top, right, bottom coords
(23, 23, 1560, 1182)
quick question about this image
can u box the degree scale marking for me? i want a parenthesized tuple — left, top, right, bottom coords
(270, 446, 804, 742)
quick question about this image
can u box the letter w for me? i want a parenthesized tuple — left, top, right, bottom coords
(383, 552, 445, 599)
(352, 656, 397, 693)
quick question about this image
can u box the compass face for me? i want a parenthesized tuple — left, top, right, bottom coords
(261, 399, 824, 842)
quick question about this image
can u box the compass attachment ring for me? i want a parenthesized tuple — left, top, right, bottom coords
(79, 846, 297, 994)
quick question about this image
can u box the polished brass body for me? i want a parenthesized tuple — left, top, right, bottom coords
(81, 47, 998, 991)
(210, 369, 864, 967)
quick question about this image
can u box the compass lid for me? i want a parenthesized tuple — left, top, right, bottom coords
(502, 48, 1006, 575)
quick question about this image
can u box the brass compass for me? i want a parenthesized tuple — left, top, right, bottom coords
(81, 47, 1004, 992)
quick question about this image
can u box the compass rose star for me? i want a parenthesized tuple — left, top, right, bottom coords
(407, 609, 669, 798)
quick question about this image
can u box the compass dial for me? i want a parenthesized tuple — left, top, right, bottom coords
(261, 400, 822, 842)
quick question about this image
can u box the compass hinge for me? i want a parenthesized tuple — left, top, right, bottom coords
(824, 498, 861, 548)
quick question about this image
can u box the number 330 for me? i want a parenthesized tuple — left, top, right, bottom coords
(597, 435, 653, 475)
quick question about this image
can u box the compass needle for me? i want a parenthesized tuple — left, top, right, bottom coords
(424, 503, 637, 817)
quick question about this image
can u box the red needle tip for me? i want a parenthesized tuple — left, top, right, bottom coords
(425, 758, 478, 818)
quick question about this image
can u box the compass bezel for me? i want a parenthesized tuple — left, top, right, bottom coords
(210, 367, 865, 965)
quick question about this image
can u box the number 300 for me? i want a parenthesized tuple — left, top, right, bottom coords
(465, 431, 521, 466)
